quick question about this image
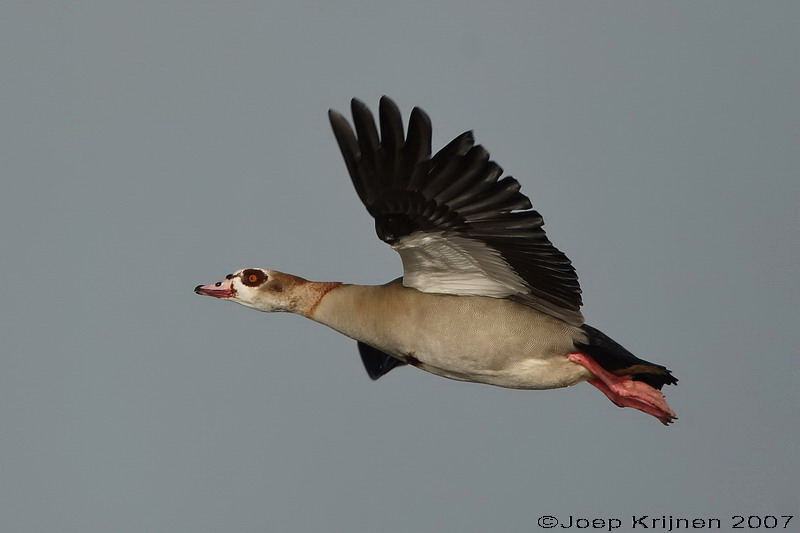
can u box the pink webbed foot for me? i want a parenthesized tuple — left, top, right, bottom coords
(567, 353, 677, 425)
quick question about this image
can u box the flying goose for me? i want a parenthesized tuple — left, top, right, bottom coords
(195, 97, 678, 424)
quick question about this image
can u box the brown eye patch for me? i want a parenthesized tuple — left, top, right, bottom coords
(240, 269, 267, 287)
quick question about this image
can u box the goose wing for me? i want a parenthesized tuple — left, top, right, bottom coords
(329, 97, 583, 325)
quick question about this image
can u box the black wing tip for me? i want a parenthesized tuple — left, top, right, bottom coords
(379, 95, 398, 107)
(408, 105, 432, 129)
(350, 97, 368, 112)
(451, 130, 476, 149)
(328, 107, 354, 132)
(350, 99, 377, 127)
(335, 96, 431, 136)
(334, 97, 404, 135)
(350, 95, 396, 109)
(328, 107, 347, 125)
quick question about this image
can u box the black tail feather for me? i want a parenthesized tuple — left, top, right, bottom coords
(574, 324, 678, 390)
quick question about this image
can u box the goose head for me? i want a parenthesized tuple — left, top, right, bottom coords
(195, 268, 302, 312)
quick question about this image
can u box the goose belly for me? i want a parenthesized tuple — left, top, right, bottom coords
(313, 284, 593, 390)
(382, 314, 591, 389)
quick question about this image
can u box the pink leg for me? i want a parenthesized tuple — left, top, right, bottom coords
(567, 353, 677, 425)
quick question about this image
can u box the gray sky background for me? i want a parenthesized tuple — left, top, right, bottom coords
(2, 2, 797, 532)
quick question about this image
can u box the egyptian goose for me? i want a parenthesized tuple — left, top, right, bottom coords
(195, 97, 678, 424)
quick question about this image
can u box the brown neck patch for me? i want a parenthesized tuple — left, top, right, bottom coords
(303, 281, 343, 318)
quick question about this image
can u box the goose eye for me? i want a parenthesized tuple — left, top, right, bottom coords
(241, 269, 266, 287)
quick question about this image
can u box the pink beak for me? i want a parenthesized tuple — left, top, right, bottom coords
(194, 278, 236, 299)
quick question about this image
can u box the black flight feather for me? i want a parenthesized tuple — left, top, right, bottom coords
(329, 97, 584, 325)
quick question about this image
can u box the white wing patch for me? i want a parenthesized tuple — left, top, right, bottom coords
(394, 231, 529, 297)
